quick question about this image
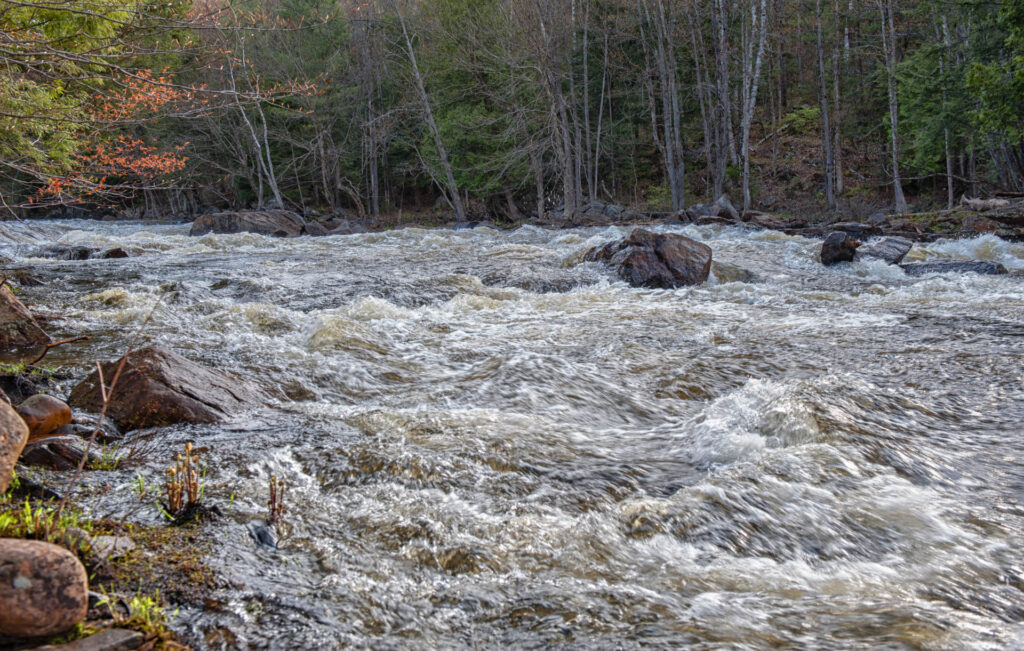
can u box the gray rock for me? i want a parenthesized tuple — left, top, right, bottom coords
(33, 627, 144, 650)
(714, 194, 740, 221)
(856, 237, 914, 265)
(302, 221, 330, 236)
(900, 261, 1009, 277)
(712, 262, 756, 284)
(90, 536, 136, 560)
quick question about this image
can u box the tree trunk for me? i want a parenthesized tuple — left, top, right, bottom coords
(816, 0, 836, 211)
(880, 0, 907, 214)
(392, 1, 466, 222)
(740, 0, 768, 214)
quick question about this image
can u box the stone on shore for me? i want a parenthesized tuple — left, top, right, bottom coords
(0, 539, 89, 638)
(0, 401, 29, 493)
(15, 394, 72, 442)
(67, 346, 264, 431)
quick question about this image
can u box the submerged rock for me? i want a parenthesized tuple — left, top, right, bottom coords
(0, 401, 29, 493)
(900, 261, 1009, 277)
(856, 237, 913, 265)
(15, 394, 72, 442)
(68, 346, 265, 431)
(820, 231, 860, 265)
(0, 285, 50, 350)
(586, 228, 712, 288)
(35, 245, 98, 260)
(0, 539, 89, 638)
(712, 262, 757, 284)
(190, 210, 306, 238)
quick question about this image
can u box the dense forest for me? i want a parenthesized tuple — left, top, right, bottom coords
(1, 0, 1022, 223)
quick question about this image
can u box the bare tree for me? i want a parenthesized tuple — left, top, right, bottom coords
(879, 0, 908, 213)
(816, 0, 836, 210)
(739, 0, 769, 213)
(388, 0, 466, 222)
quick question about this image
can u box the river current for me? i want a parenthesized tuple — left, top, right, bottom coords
(2, 220, 1024, 649)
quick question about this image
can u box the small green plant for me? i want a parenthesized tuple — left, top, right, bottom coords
(88, 444, 123, 471)
(0, 361, 26, 375)
(0, 499, 93, 546)
(95, 589, 174, 641)
(134, 470, 150, 499)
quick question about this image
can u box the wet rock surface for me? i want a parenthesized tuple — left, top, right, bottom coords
(18, 435, 98, 470)
(856, 237, 914, 265)
(68, 345, 265, 431)
(820, 231, 861, 265)
(0, 285, 49, 350)
(15, 394, 71, 442)
(32, 628, 144, 650)
(189, 210, 306, 238)
(900, 261, 1009, 277)
(586, 228, 712, 288)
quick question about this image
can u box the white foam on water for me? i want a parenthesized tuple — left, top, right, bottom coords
(672, 379, 821, 468)
(918, 233, 1024, 270)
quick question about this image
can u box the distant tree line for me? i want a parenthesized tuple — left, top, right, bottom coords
(2, 0, 1023, 220)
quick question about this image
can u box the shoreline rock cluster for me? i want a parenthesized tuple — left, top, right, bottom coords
(0, 285, 265, 644)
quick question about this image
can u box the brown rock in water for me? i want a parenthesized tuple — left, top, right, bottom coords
(820, 231, 861, 265)
(15, 394, 72, 442)
(586, 229, 712, 288)
(0, 539, 89, 638)
(0, 285, 49, 350)
(0, 401, 29, 493)
(189, 210, 306, 238)
(302, 221, 330, 236)
(68, 346, 264, 431)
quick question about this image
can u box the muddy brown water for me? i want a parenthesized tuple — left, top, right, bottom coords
(2, 220, 1024, 649)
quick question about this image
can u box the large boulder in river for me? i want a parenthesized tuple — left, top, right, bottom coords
(0, 539, 89, 638)
(820, 231, 860, 265)
(68, 346, 265, 431)
(190, 210, 306, 238)
(586, 229, 712, 288)
(856, 237, 913, 265)
(0, 285, 49, 350)
(900, 261, 1008, 277)
(0, 401, 29, 493)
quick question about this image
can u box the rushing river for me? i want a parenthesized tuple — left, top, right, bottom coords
(2, 220, 1024, 649)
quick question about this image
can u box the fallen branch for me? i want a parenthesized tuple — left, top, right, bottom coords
(26, 335, 91, 367)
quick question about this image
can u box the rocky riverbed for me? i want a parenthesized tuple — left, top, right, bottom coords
(1, 216, 1023, 648)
